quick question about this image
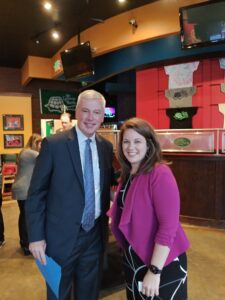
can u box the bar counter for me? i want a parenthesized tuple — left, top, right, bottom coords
(164, 154, 225, 228)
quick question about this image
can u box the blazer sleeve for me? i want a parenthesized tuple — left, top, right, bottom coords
(25, 138, 53, 242)
(151, 165, 180, 248)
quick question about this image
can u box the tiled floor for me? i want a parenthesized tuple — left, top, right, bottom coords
(1, 201, 225, 300)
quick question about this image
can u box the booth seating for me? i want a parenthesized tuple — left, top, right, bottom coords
(1, 162, 17, 201)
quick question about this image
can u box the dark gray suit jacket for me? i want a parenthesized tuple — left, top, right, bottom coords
(12, 149, 38, 200)
(26, 127, 114, 264)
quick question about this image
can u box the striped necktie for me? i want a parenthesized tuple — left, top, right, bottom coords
(81, 139, 95, 231)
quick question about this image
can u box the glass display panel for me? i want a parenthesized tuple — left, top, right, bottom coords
(157, 131, 215, 153)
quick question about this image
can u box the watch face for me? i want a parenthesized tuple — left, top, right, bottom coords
(149, 265, 161, 274)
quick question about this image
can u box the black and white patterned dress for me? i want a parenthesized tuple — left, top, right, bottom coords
(117, 177, 188, 300)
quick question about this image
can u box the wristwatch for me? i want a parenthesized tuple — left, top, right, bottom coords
(149, 264, 162, 275)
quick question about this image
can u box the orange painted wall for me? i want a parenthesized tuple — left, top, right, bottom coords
(21, 56, 53, 86)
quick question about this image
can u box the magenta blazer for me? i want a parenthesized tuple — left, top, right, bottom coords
(107, 164, 190, 267)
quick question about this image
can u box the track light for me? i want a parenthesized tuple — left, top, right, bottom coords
(31, 33, 41, 45)
(43, 2, 52, 11)
(52, 31, 60, 40)
(31, 22, 61, 44)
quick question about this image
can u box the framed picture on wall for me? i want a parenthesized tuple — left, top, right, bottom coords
(2, 114, 24, 131)
(3, 134, 24, 148)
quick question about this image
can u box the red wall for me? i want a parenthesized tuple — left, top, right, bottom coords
(136, 58, 225, 129)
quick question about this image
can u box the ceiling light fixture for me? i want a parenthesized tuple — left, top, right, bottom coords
(52, 30, 60, 40)
(43, 2, 52, 11)
(118, 0, 126, 3)
(31, 33, 41, 45)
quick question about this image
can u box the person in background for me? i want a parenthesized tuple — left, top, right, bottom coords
(56, 112, 73, 133)
(12, 134, 42, 256)
(26, 90, 115, 300)
(108, 117, 190, 300)
(0, 190, 5, 248)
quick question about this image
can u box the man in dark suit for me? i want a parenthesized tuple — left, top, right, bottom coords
(26, 90, 115, 300)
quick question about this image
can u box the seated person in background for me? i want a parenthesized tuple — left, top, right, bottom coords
(12, 133, 42, 256)
(56, 112, 73, 133)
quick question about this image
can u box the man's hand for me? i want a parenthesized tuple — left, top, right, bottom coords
(29, 240, 47, 265)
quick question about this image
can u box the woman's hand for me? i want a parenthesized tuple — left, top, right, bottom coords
(142, 269, 160, 298)
(142, 243, 170, 297)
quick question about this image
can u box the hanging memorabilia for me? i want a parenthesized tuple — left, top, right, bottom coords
(39, 89, 78, 115)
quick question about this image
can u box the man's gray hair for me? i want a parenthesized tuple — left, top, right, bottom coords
(76, 89, 106, 109)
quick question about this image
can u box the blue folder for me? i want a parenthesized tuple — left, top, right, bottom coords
(35, 255, 61, 299)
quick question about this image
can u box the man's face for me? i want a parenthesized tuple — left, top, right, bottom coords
(76, 98, 104, 137)
(61, 116, 72, 130)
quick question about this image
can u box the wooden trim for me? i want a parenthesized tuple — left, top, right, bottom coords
(0, 92, 32, 97)
(181, 216, 225, 230)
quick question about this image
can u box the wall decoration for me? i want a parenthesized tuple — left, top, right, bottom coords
(218, 103, 225, 128)
(3, 114, 24, 131)
(164, 62, 199, 89)
(4, 134, 24, 148)
(166, 107, 198, 129)
(39, 89, 78, 115)
(165, 86, 196, 108)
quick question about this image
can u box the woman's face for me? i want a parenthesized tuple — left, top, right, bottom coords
(122, 128, 147, 173)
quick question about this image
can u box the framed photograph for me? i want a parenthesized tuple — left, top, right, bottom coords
(3, 114, 24, 131)
(3, 134, 24, 148)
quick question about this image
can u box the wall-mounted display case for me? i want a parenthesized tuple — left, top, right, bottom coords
(98, 128, 225, 155)
(221, 131, 225, 153)
(156, 129, 216, 154)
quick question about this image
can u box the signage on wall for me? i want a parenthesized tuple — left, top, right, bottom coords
(39, 89, 78, 115)
(53, 59, 62, 72)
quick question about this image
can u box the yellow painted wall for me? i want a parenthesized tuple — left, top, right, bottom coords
(0, 95, 32, 154)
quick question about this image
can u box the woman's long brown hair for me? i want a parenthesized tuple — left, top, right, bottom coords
(118, 118, 166, 183)
(25, 133, 42, 152)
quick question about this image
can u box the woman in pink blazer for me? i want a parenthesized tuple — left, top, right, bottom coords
(108, 118, 189, 300)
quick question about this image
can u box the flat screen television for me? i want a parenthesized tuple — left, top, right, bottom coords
(104, 107, 116, 120)
(60, 42, 94, 81)
(179, 0, 225, 49)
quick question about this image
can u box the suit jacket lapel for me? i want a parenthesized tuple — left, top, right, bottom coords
(66, 128, 84, 190)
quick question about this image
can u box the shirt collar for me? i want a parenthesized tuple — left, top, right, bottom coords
(75, 125, 95, 144)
